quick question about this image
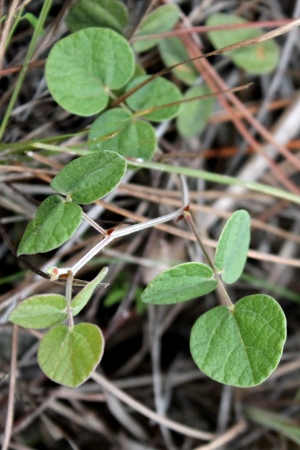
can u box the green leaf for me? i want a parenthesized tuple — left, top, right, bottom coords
(214, 209, 250, 284)
(66, 0, 128, 33)
(51, 151, 127, 204)
(38, 323, 104, 387)
(9, 294, 67, 329)
(71, 267, 108, 316)
(190, 294, 286, 387)
(88, 108, 156, 159)
(133, 5, 180, 52)
(176, 85, 214, 138)
(17, 195, 82, 255)
(126, 75, 182, 122)
(141, 262, 217, 305)
(206, 13, 279, 74)
(158, 37, 198, 85)
(46, 28, 135, 116)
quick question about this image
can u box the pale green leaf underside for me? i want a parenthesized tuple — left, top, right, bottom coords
(17, 195, 82, 255)
(126, 75, 182, 122)
(133, 4, 180, 52)
(51, 151, 127, 204)
(158, 37, 198, 85)
(88, 108, 156, 159)
(71, 267, 108, 316)
(177, 85, 215, 138)
(66, 0, 128, 33)
(141, 262, 217, 305)
(206, 13, 279, 74)
(46, 28, 135, 116)
(9, 294, 67, 329)
(214, 209, 250, 284)
(38, 323, 104, 387)
(190, 294, 286, 387)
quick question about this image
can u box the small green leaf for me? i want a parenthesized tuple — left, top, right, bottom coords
(17, 195, 82, 255)
(38, 323, 104, 387)
(66, 0, 128, 33)
(71, 267, 108, 316)
(9, 294, 67, 329)
(214, 209, 250, 284)
(190, 294, 286, 387)
(158, 37, 198, 85)
(133, 5, 180, 52)
(46, 28, 135, 116)
(88, 108, 156, 159)
(206, 13, 279, 74)
(141, 262, 217, 305)
(51, 151, 127, 204)
(176, 85, 214, 138)
(126, 75, 182, 122)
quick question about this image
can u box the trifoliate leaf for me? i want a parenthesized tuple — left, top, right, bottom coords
(38, 323, 104, 387)
(206, 13, 279, 74)
(17, 195, 82, 255)
(133, 5, 180, 52)
(66, 0, 128, 33)
(158, 37, 198, 85)
(89, 108, 156, 159)
(141, 262, 217, 305)
(9, 294, 67, 329)
(190, 294, 286, 387)
(51, 151, 127, 204)
(71, 267, 108, 316)
(126, 75, 182, 122)
(177, 85, 214, 137)
(46, 28, 135, 116)
(214, 210, 250, 284)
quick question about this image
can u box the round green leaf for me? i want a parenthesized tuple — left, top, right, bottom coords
(141, 262, 217, 305)
(206, 13, 279, 74)
(176, 85, 215, 138)
(46, 28, 135, 116)
(126, 75, 182, 122)
(38, 323, 104, 387)
(66, 0, 128, 33)
(88, 108, 156, 159)
(17, 195, 82, 255)
(71, 267, 108, 316)
(50, 151, 127, 204)
(190, 294, 286, 387)
(133, 5, 180, 52)
(158, 37, 198, 85)
(214, 209, 250, 284)
(9, 294, 67, 329)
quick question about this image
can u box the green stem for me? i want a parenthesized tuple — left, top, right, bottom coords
(184, 210, 233, 307)
(0, 0, 53, 141)
(127, 159, 300, 205)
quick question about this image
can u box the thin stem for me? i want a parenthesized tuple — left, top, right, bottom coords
(179, 174, 189, 208)
(71, 207, 184, 275)
(184, 211, 233, 307)
(82, 212, 106, 235)
(65, 271, 74, 327)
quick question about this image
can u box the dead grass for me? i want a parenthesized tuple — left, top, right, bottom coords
(1, 1, 300, 449)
